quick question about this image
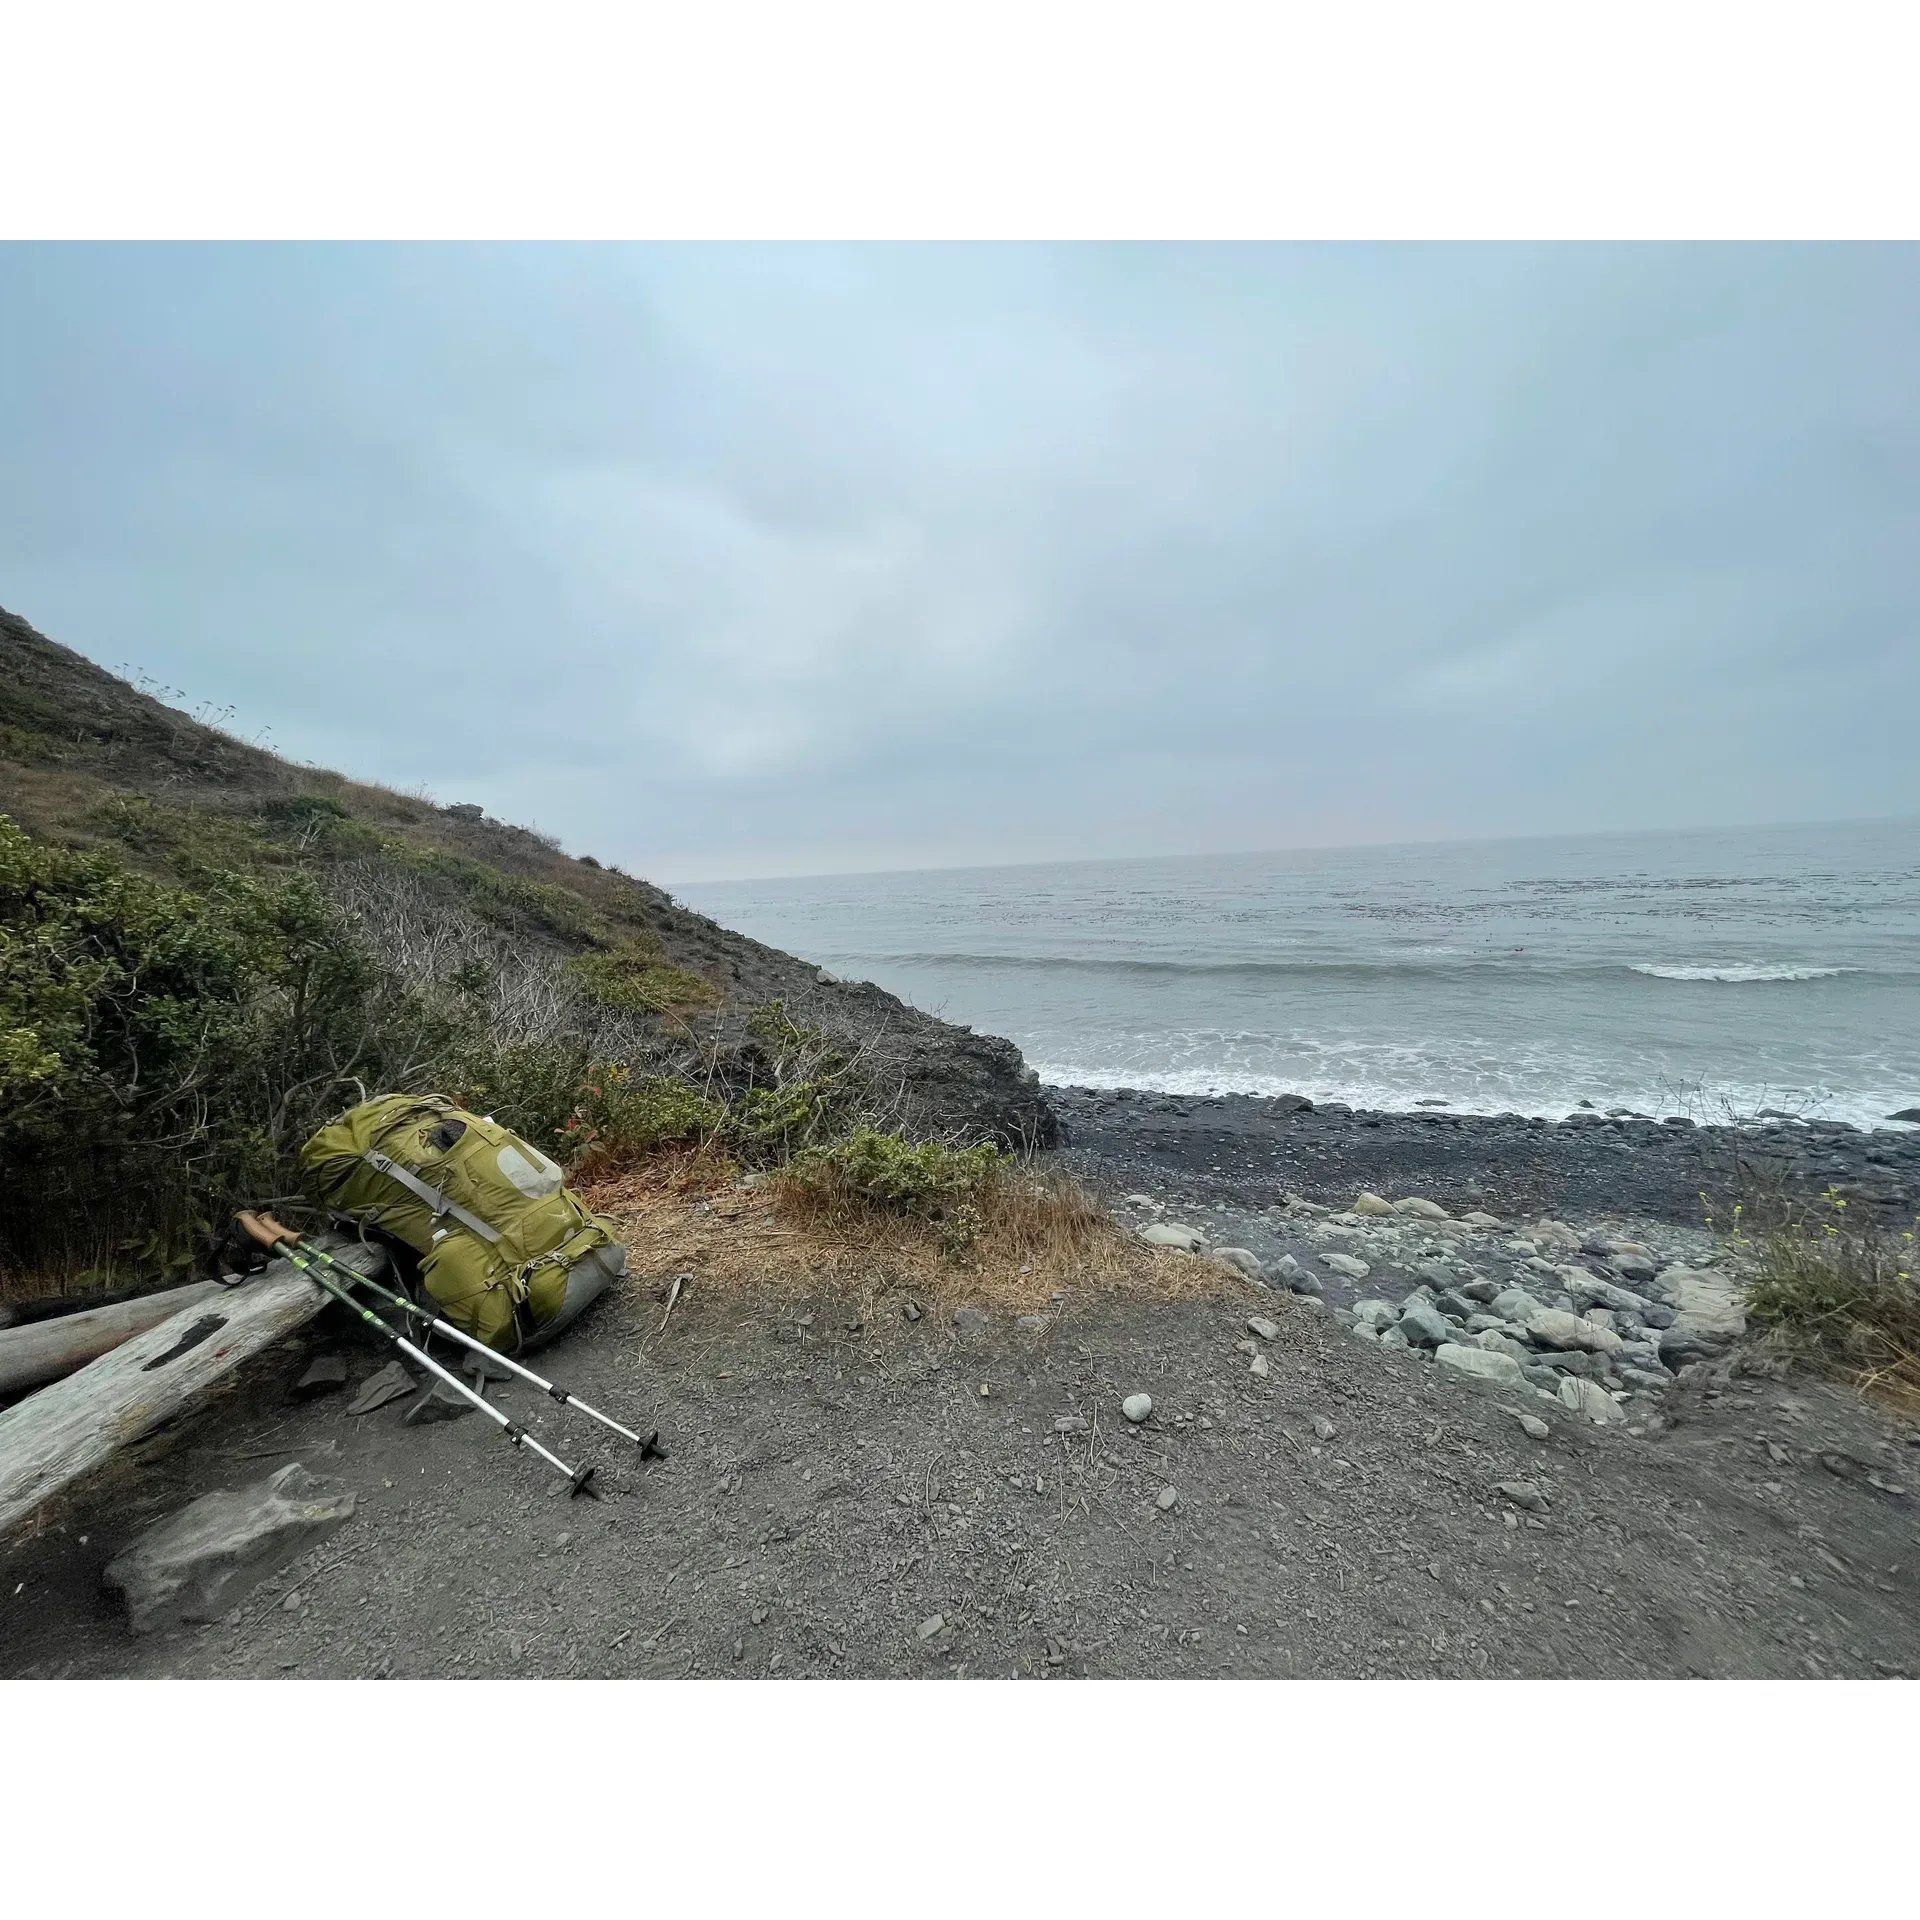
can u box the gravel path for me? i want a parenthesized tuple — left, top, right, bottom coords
(6, 1240, 1918, 1680)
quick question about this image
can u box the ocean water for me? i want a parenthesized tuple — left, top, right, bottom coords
(677, 820, 1920, 1130)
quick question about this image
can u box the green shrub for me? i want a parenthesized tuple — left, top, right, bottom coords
(0, 796, 918, 1294)
(784, 1126, 1004, 1243)
(265, 792, 350, 826)
(388, 842, 605, 940)
(725, 1000, 870, 1161)
(560, 1066, 723, 1169)
(0, 812, 423, 1281)
(746, 998, 832, 1058)
(91, 791, 291, 880)
(447, 1037, 598, 1151)
(724, 1082, 833, 1162)
(567, 938, 722, 1015)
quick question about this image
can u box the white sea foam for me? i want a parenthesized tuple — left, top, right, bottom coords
(1629, 963, 1853, 983)
(1032, 1059, 1910, 1130)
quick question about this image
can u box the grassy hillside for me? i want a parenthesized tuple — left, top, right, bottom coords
(0, 605, 1053, 1296)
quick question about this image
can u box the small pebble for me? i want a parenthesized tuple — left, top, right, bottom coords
(1122, 1393, 1153, 1424)
(1156, 1486, 1178, 1510)
(1311, 1415, 1336, 1442)
(1518, 1414, 1550, 1441)
(917, 1614, 946, 1641)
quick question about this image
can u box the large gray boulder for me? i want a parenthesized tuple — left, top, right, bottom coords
(1571, 1276, 1655, 1318)
(1475, 1329, 1532, 1364)
(101, 1462, 355, 1633)
(1434, 1343, 1527, 1391)
(1558, 1376, 1628, 1426)
(1524, 1307, 1624, 1355)
(1212, 1246, 1265, 1279)
(1398, 1299, 1452, 1348)
(1662, 1267, 1747, 1345)
(1493, 1287, 1546, 1324)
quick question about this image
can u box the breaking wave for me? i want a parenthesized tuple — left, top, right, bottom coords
(1629, 963, 1855, 983)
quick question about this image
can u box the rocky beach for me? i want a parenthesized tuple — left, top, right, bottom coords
(1053, 1079, 1920, 1423)
(1049, 1083, 1920, 1229)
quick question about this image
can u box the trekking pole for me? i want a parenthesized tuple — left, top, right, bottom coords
(235, 1212, 599, 1499)
(246, 1211, 663, 1461)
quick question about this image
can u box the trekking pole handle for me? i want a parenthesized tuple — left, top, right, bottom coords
(237, 1209, 302, 1251)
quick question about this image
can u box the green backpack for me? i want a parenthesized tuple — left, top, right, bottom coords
(300, 1094, 624, 1352)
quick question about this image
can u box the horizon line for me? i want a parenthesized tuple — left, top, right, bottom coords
(660, 810, 1920, 892)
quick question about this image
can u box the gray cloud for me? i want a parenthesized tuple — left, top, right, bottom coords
(2, 243, 1915, 879)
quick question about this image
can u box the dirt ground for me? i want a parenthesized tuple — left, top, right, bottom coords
(5, 1221, 1918, 1680)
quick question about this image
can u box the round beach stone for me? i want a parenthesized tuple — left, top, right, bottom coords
(1434, 1342, 1527, 1390)
(1122, 1392, 1153, 1424)
(1212, 1246, 1264, 1278)
(1139, 1222, 1207, 1253)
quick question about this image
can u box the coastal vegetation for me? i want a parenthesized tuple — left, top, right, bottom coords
(0, 796, 1030, 1297)
(0, 612, 1051, 1301)
(1745, 1194, 1920, 1413)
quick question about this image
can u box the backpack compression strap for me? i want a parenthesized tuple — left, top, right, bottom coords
(364, 1150, 503, 1244)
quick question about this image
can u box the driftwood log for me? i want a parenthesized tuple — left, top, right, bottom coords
(0, 1238, 384, 1539)
(0, 1281, 229, 1398)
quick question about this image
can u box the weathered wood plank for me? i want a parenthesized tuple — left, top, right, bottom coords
(0, 1239, 383, 1539)
(0, 1281, 229, 1397)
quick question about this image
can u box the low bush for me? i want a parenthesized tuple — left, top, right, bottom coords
(1744, 1194, 1920, 1412)
(723, 1001, 877, 1161)
(559, 1067, 724, 1174)
(566, 938, 721, 1016)
(781, 1127, 1004, 1253)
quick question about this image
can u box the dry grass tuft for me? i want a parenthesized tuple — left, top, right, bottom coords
(1745, 1203, 1920, 1418)
(580, 1148, 1247, 1322)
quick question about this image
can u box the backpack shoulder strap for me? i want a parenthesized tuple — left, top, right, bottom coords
(364, 1150, 503, 1244)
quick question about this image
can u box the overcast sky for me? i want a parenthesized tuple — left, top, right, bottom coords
(2, 244, 1915, 880)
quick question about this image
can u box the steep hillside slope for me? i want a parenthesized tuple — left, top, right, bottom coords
(0, 606, 1052, 1285)
(0, 604, 1051, 1147)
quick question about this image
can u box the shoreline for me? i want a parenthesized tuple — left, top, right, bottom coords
(1029, 1076, 1920, 1137)
(1043, 1082, 1920, 1230)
